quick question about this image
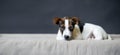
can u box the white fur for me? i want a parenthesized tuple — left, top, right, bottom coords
(56, 22, 112, 40)
(56, 29, 64, 40)
(81, 23, 111, 40)
(63, 19, 71, 38)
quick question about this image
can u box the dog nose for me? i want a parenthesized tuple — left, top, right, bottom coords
(64, 35, 69, 39)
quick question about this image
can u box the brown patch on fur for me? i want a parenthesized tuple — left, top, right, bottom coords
(90, 33, 95, 39)
(53, 17, 80, 25)
(71, 17, 80, 25)
(72, 25, 82, 39)
(53, 17, 64, 25)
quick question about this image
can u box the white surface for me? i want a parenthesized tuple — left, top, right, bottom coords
(0, 34, 120, 55)
(0, 34, 119, 40)
(0, 34, 56, 40)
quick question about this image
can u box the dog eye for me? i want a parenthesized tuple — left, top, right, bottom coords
(60, 26, 65, 30)
(61, 26, 65, 29)
(69, 26, 74, 31)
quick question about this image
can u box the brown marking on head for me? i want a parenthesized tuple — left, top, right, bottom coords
(53, 17, 80, 40)
(53, 17, 61, 25)
(71, 17, 80, 25)
(53, 16, 80, 25)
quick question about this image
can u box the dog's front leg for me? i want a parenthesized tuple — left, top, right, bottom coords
(56, 29, 64, 40)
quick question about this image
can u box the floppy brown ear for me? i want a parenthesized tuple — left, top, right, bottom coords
(53, 17, 61, 25)
(72, 17, 80, 24)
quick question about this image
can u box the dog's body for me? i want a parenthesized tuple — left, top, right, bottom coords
(53, 17, 112, 40)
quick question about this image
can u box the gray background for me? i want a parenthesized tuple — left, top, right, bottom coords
(0, 0, 120, 34)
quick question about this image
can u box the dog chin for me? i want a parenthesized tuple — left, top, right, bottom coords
(65, 39, 71, 41)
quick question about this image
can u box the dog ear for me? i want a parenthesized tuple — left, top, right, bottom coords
(72, 17, 80, 24)
(53, 17, 61, 25)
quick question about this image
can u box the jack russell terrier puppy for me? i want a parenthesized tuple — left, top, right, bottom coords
(53, 17, 112, 40)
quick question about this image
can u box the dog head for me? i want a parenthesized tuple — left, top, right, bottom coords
(53, 17, 80, 40)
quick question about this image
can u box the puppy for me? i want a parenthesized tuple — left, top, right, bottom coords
(53, 17, 112, 40)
